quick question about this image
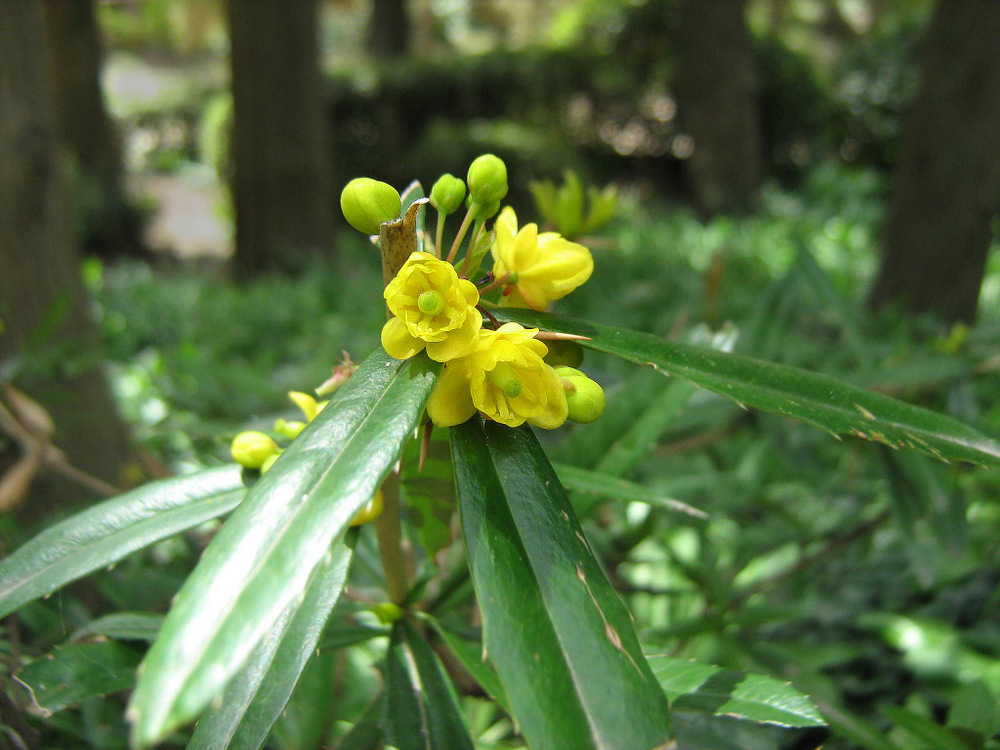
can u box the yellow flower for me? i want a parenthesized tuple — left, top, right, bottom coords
(427, 323, 568, 429)
(382, 251, 482, 362)
(491, 207, 593, 311)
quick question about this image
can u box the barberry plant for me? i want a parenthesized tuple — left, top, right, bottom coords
(3, 155, 1000, 750)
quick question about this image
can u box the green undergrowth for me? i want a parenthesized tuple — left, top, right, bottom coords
(82, 163, 1000, 748)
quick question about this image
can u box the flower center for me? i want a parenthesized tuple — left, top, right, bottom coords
(417, 290, 446, 316)
(487, 362, 522, 398)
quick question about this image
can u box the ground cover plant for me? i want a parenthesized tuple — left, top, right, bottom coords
(3, 156, 1000, 750)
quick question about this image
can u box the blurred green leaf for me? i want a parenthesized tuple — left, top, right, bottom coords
(187, 542, 352, 750)
(402, 432, 455, 559)
(72, 613, 163, 643)
(128, 350, 439, 748)
(383, 619, 475, 750)
(495, 308, 1000, 467)
(554, 463, 708, 519)
(948, 681, 1000, 738)
(453, 419, 672, 750)
(648, 656, 825, 728)
(0, 465, 245, 619)
(18, 641, 142, 713)
(883, 706, 977, 750)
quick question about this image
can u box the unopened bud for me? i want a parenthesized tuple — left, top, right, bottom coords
(275, 418, 306, 440)
(543, 340, 584, 368)
(260, 451, 281, 473)
(340, 178, 402, 235)
(555, 367, 606, 424)
(231, 431, 278, 469)
(350, 489, 385, 526)
(373, 601, 403, 624)
(466, 154, 508, 207)
(430, 174, 466, 214)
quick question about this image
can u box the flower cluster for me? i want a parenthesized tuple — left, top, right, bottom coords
(343, 155, 610, 430)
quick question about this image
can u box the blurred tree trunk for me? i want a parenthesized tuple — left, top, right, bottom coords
(868, 0, 1000, 325)
(674, 0, 762, 217)
(41, 0, 144, 259)
(0, 1, 133, 519)
(368, 0, 410, 58)
(227, 0, 335, 277)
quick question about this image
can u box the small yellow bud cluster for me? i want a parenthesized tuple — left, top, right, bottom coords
(341, 154, 608, 431)
(229, 362, 381, 526)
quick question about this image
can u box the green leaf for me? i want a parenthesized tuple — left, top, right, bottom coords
(187, 542, 352, 750)
(424, 617, 510, 713)
(72, 613, 163, 643)
(883, 706, 977, 750)
(648, 656, 825, 728)
(402, 431, 455, 559)
(128, 350, 439, 748)
(0, 466, 245, 619)
(554, 463, 708, 520)
(452, 419, 672, 750)
(383, 619, 476, 750)
(494, 308, 1000, 467)
(17, 641, 142, 713)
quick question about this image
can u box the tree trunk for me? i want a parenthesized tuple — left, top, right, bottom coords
(41, 0, 144, 259)
(368, 0, 410, 58)
(868, 0, 1000, 325)
(0, 0, 133, 519)
(674, 0, 762, 217)
(227, 0, 335, 277)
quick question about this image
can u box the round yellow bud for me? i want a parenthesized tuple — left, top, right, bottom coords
(555, 367, 606, 424)
(430, 174, 466, 214)
(231, 431, 278, 469)
(274, 418, 306, 440)
(350, 489, 385, 526)
(260, 451, 281, 473)
(340, 178, 402, 235)
(466, 154, 508, 207)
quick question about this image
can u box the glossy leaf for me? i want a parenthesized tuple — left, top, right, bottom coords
(453, 418, 673, 750)
(17, 641, 142, 713)
(383, 619, 476, 750)
(187, 542, 352, 750)
(0, 466, 245, 619)
(648, 656, 825, 728)
(128, 350, 439, 748)
(494, 308, 1000, 467)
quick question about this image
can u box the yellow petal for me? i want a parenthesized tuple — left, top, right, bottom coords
(527, 367, 569, 429)
(288, 391, 319, 422)
(381, 316, 423, 360)
(427, 364, 477, 427)
(425, 307, 482, 362)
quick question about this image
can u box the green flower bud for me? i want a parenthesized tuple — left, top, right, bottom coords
(429, 173, 466, 214)
(543, 340, 584, 368)
(466, 154, 508, 207)
(231, 431, 278, 469)
(466, 195, 502, 220)
(373, 601, 403, 625)
(555, 368, 606, 424)
(340, 178, 402, 235)
(274, 418, 306, 440)
(260, 451, 281, 473)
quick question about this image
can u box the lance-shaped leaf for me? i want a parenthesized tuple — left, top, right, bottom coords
(453, 419, 673, 750)
(128, 350, 439, 748)
(494, 308, 1000, 467)
(383, 619, 476, 750)
(187, 542, 352, 750)
(17, 641, 143, 713)
(0, 465, 245, 619)
(648, 656, 825, 728)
